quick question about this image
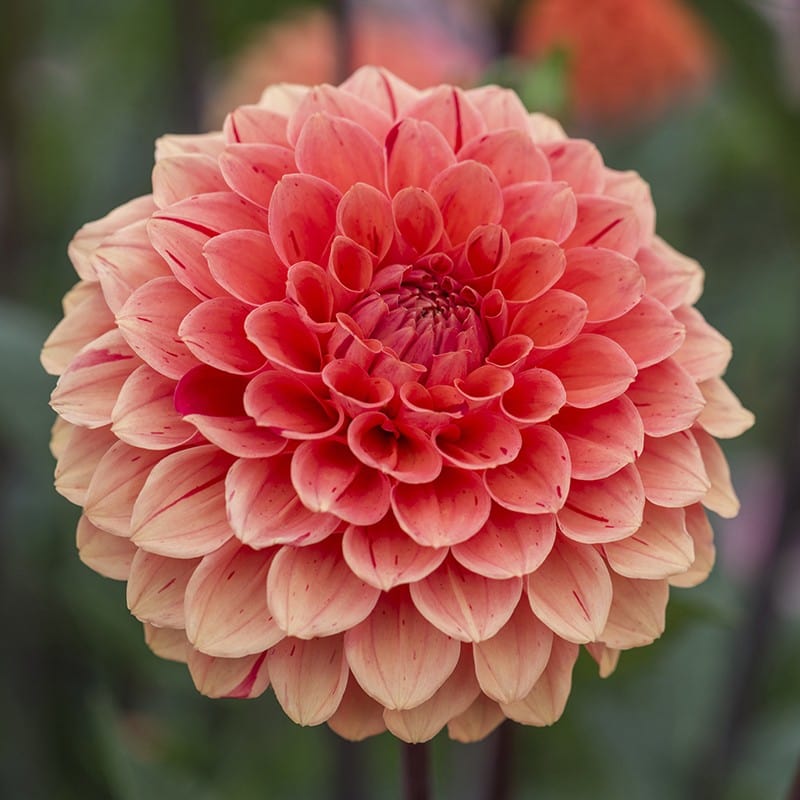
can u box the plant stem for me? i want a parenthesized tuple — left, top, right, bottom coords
(486, 721, 515, 800)
(402, 741, 431, 800)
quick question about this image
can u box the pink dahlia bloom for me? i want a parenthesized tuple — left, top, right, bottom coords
(44, 68, 753, 743)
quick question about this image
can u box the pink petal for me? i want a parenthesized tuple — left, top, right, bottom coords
(466, 85, 531, 130)
(508, 289, 588, 349)
(347, 412, 442, 484)
(557, 247, 644, 323)
(385, 118, 456, 195)
(636, 431, 711, 508)
(603, 503, 694, 580)
(226, 455, 340, 548)
(484, 425, 571, 515)
(328, 236, 375, 297)
(487, 334, 536, 370)
(410, 558, 522, 642)
(130, 445, 234, 557)
(115, 277, 198, 379)
(694, 428, 740, 518)
(126, 548, 200, 627)
(144, 624, 189, 663)
(433, 163, 505, 249)
(392, 187, 445, 255)
(536, 334, 637, 409)
(562, 195, 641, 258)
(156, 131, 225, 159)
(603, 168, 656, 241)
(502, 182, 577, 243)
(76, 515, 136, 580)
(527, 537, 612, 643)
(447, 693, 505, 743)
(291, 439, 391, 525)
(500, 368, 566, 425)
(500, 636, 579, 726)
(552, 395, 644, 480)
(267, 539, 380, 638)
(585, 641, 620, 678)
(268, 636, 350, 725)
(111, 365, 195, 450)
(599, 573, 669, 649)
(336, 183, 394, 260)
(672, 305, 732, 382)
(54, 424, 116, 505)
(392, 467, 491, 547)
(473, 601, 554, 703)
(669, 503, 715, 588)
(327, 675, 388, 741)
(218, 143, 297, 208)
(223, 104, 290, 146)
(84, 441, 162, 536)
(245, 302, 322, 375)
(558, 464, 645, 544)
(344, 588, 461, 710)
(383, 646, 480, 743)
(322, 360, 394, 416)
(340, 66, 420, 118)
(433, 410, 522, 470)
(459, 129, 550, 186)
(462, 223, 511, 286)
(187, 649, 270, 699)
(283, 258, 334, 327)
(697, 377, 755, 439)
(268, 173, 341, 265)
(541, 140, 605, 194)
(151, 153, 227, 208)
(184, 540, 282, 657)
(591, 295, 685, 368)
(527, 113, 568, 144)
(494, 237, 566, 303)
(452, 506, 556, 579)
(404, 86, 486, 152)
(204, 229, 288, 306)
(626, 357, 705, 438)
(637, 237, 704, 310)
(50, 330, 138, 428)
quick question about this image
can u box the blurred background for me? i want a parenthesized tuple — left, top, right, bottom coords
(1, 0, 798, 797)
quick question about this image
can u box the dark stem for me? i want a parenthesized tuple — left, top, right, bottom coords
(402, 741, 431, 800)
(486, 720, 515, 800)
(788, 757, 800, 800)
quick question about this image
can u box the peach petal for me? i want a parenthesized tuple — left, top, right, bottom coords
(268, 173, 341, 266)
(694, 428, 740, 518)
(473, 602, 553, 704)
(697, 377, 755, 439)
(494, 237, 566, 303)
(636, 431, 710, 508)
(84, 441, 162, 536)
(558, 464, 646, 544)
(459, 129, 550, 186)
(392, 467, 491, 547)
(327, 676, 388, 741)
(484, 425, 571, 515)
(603, 503, 694, 580)
(218, 143, 297, 208)
(508, 289, 588, 349)
(385, 118, 457, 195)
(500, 636, 579, 726)
(433, 410, 522, 470)
(151, 153, 227, 208)
(268, 635, 350, 725)
(50, 330, 138, 428)
(291, 439, 391, 525)
(347, 413, 442, 484)
(130, 445, 235, 557)
(466, 84, 531, 130)
(452, 507, 556, 579)
(542, 140, 605, 194)
(562, 195, 641, 258)
(245, 302, 323, 375)
(115, 277, 198, 379)
(54, 424, 116, 505)
(187, 649, 270, 699)
(144, 624, 189, 663)
(672, 305, 733, 382)
(336, 183, 394, 260)
(500, 368, 566, 425)
(179, 297, 265, 374)
(344, 589, 461, 710)
(226, 455, 340, 548)
(267, 540, 380, 638)
(410, 558, 522, 642)
(584, 641, 620, 678)
(126, 549, 200, 627)
(591, 295, 685, 368)
(392, 187, 445, 255)
(637, 237, 704, 310)
(111, 365, 195, 450)
(502, 181, 577, 243)
(343, 517, 447, 591)
(224, 104, 290, 146)
(669, 503, 715, 588)
(600, 574, 669, 649)
(429, 160, 503, 245)
(188, 414, 286, 459)
(204, 229, 288, 306)
(49, 416, 72, 461)
(527, 537, 612, 643)
(447, 693, 506, 743)
(404, 85, 485, 152)
(155, 131, 225, 159)
(76, 514, 136, 580)
(321, 361, 394, 417)
(537, 334, 637, 409)
(603, 169, 656, 241)
(557, 247, 644, 323)
(184, 540, 282, 657)
(383, 647, 480, 743)
(552, 395, 644, 481)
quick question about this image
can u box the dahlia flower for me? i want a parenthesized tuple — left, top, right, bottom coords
(43, 67, 753, 743)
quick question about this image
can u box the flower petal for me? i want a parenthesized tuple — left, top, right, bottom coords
(433, 410, 522, 470)
(636, 431, 710, 508)
(502, 182, 577, 243)
(508, 289, 588, 350)
(500, 368, 566, 425)
(562, 195, 641, 258)
(151, 153, 227, 208)
(669, 503, 715, 588)
(672, 305, 732, 382)
(494, 237, 566, 303)
(76, 515, 136, 580)
(218, 143, 297, 208)
(447, 693, 506, 743)
(144, 624, 189, 663)
(542, 140, 605, 194)
(54, 424, 116, 505)
(126, 548, 200, 627)
(599, 574, 669, 649)
(404, 86, 485, 152)
(460, 129, 550, 186)
(187, 650, 270, 699)
(327, 676, 387, 741)
(336, 182, 394, 260)
(694, 428, 740, 518)
(245, 302, 323, 375)
(385, 118, 456, 195)
(697, 378, 755, 439)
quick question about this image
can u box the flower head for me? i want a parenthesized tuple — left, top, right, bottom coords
(44, 67, 753, 742)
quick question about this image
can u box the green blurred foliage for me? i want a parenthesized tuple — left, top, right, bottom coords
(1, 0, 798, 798)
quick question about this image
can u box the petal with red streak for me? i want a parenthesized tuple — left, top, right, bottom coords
(187, 649, 270, 699)
(494, 238, 566, 303)
(562, 195, 641, 258)
(502, 182, 577, 243)
(218, 143, 297, 208)
(636, 431, 711, 508)
(126, 548, 200, 627)
(460, 129, 550, 186)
